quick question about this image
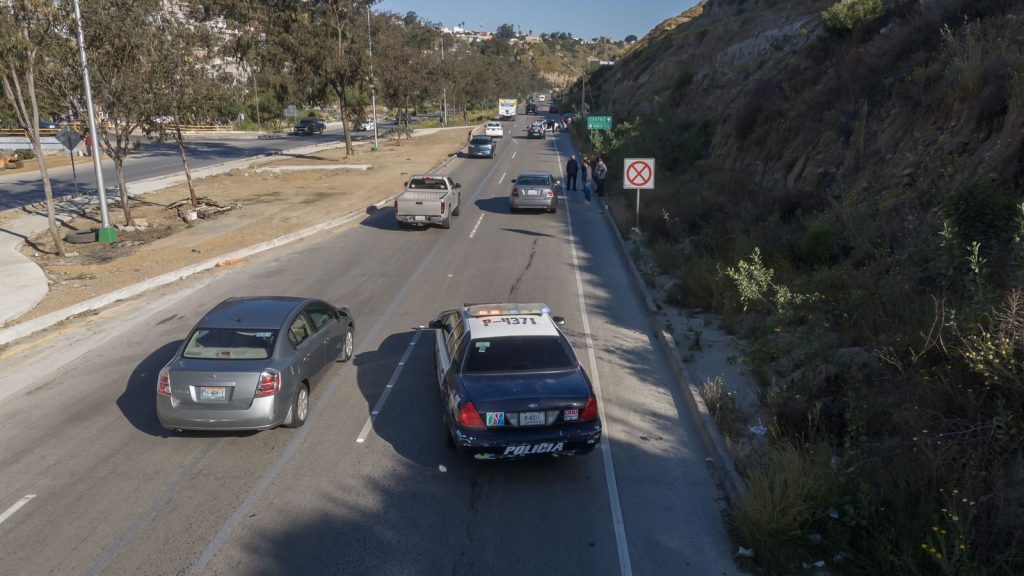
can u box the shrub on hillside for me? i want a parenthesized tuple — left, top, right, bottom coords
(822, 0, 885, 36)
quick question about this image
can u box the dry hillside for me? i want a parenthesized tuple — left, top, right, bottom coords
(573, 0, 1024, 574)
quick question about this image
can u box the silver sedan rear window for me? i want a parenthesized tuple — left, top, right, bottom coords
(183, 328, 277, 360)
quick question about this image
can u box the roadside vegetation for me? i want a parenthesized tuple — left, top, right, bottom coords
(570, 0, 1024, 573)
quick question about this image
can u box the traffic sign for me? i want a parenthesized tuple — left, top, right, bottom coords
(55, 126, 82, 151)
(284, 105, 298, 118)
(587, 115, 612, 130)
(624, 158, 655, 189)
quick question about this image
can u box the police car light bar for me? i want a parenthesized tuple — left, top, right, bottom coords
(465, 303, 550, 317)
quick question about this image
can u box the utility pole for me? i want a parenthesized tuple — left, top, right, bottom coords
(440, 34, 448, 126)
(71, 0, 116, 243)
(367, 4, 379, 149)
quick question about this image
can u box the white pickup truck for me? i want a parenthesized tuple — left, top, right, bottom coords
(394, 174, 462, 230)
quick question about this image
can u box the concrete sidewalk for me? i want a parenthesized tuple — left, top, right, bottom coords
(0, 125, 472, 329)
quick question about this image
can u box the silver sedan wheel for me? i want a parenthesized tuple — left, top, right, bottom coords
(296, 387, 309, 423)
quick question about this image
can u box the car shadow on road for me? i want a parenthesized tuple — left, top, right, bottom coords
(474, 197, 509, 215)
(500, 228, 558, 238)
(117, 339, 181, 437)
(359, 205, 409, 231)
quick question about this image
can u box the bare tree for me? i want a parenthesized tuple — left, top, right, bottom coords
(0, 0, 66, 256)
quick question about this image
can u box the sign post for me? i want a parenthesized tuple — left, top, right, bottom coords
(587, 115, 612, 131)
(623, 158, 655, 231)
(56, 126, 83, 197)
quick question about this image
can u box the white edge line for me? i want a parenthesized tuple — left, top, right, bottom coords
(355, 330, 423, 443)
(560, 147, 634, 576)
(0, 494, 36, 525)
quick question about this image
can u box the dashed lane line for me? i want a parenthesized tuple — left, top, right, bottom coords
(0, 494, 36, 526)
(355, 329, 424, 443)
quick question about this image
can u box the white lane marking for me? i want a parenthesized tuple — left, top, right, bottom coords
(512, 150, 517, 159)
(563, 153, 635, 576)
(469, 214, 485, 238)
(498, 172, 507, 184)
(356, 329, 423, 443)
(0, 494, 36, 526)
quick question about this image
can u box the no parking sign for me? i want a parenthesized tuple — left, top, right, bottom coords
(623, 158, 655, 189)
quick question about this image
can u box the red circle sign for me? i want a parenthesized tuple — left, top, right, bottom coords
(626, 160, 653, 188)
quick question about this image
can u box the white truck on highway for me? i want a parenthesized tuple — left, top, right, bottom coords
(394, 174, 462, 230)
(498, 98, 517, 121)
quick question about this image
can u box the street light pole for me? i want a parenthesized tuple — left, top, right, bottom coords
(367, 4, 379, 149)
(71, 0, 116, 243)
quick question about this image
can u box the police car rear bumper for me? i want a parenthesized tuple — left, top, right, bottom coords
(454, 421, 602, 460)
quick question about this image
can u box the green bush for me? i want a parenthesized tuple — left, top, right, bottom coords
(731, 444, 839, 573)
(822, 0, 885, 36)
(801, 223, 836, 268)
(14, 148, 35, 160)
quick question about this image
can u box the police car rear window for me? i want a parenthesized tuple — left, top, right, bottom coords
(463, 336, 574, 373)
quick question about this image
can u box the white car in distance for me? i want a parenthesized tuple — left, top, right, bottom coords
(485, 122, 504, 138)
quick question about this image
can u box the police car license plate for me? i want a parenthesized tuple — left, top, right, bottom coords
(200, 386, 226, 400)
(520, 411, 544, 426)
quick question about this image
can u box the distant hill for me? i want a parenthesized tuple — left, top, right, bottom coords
(519, 35, 623, 88)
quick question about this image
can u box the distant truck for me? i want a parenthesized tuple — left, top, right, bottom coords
(394, 174, 462, 230)
(498, 98, 517, 121)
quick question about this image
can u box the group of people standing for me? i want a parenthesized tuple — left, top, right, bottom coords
(564, 154, 608, 211)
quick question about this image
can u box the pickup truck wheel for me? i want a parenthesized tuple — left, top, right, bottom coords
(441, 215, 451, 230)
(452, 195, 461, 216)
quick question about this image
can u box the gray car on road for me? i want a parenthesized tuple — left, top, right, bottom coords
(509, 172, 560, 214)
(156, 297, 354, 432)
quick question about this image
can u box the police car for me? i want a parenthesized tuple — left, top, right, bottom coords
(430, 303, 602, 460)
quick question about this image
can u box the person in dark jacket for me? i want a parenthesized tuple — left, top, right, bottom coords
(565, 155, 579, 191)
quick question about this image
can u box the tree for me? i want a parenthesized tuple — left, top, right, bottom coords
(495, 23, 515, 40)
(148, 11, 225, 208)
(0, 0, 66, 256)
(265, 0, 378, 156)
(376, 12, 434, 143)
(625, 34, 638, 43)
(55, 0, 169, 225)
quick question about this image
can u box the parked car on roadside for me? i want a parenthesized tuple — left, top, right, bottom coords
(430, 302, 601, 460)
(156, 297, 355, 432)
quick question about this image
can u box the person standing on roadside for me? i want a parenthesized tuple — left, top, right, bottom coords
(594, 157, 608, 197)
(582, 158, 593, 204)
(565, 155, 579, 191)
(84, 132, 92, 157)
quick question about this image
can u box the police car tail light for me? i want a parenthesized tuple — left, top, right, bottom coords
(458, 402, 485, 429)
(581, 396, 599, 421)
(255, 369, 282, 398)
(157, 367, 172, 397)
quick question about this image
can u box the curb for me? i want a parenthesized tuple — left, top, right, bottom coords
(0, 131, 476, 348)
(598, 201, 748, 507)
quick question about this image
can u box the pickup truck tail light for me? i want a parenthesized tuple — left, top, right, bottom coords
(393, 200, 398, 211)
(440, 202, 446, 215)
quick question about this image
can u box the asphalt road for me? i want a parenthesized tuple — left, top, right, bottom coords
(0, 112, 739, 575)
(0, 125, 382, 211)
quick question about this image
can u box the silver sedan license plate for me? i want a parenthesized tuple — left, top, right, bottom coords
(200, 386, 227, 400)
(525, 189, 541, 196)
(520, 411, 544, 426)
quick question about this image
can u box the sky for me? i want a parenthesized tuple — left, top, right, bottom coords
(375, 0, 701, 41)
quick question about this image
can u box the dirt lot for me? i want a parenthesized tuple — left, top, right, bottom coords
(17, 129, 469, 321)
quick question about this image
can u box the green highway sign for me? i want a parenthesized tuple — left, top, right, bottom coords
(587, 115, 612, 130)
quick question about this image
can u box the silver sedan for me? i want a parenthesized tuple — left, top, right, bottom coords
(156, 297, 354, 432)
(509, 172, 560, 214)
